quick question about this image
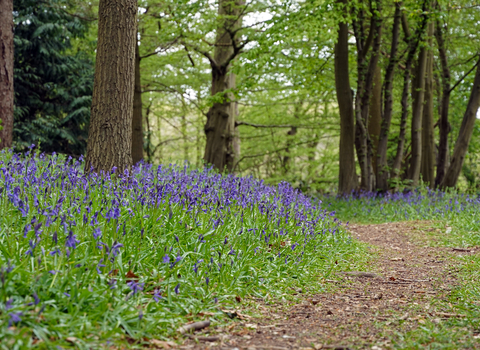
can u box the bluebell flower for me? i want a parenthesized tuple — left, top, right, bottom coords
(153, 289, 162, 302)
(162, 255, 170, 264)
(127, 281, 144, 295)
(8, 312, 22, 327)
(65, 230, 80, 249)
(174, 283, 180, 294)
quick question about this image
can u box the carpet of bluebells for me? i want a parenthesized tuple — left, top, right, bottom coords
(0, 149, 355, 348)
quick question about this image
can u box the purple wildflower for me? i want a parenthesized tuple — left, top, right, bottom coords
(127, 281, 144, 295)
(8, 312, 22, 327)
(65, 230, 80, 249)
(174, 283, 180, 294)
(153, 289, 162, 302)
(92, 227, 102, 239)
(162, 254, 170, 264)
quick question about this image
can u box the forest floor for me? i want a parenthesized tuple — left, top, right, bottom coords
(176, 222, 480, 350)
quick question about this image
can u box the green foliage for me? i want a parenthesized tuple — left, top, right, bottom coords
(13, 0, 94, 156)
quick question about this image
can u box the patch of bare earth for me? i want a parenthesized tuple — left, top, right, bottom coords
(176, 222, 477, 350)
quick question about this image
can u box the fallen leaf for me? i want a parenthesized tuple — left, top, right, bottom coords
(390, 257, 404, 261)
(244, 323, 257, 329)
(109, 269, 119, 276)
(235, 295, 242, 303)
(66, 337, 77, 343)
(389, 276, 396, 281)
(125, 270, 139, 282)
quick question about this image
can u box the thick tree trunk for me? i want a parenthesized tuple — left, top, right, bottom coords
(85, 0, 137, 174)
(204, 0, 244, 173)
(420, 27, 435, 187)
(441, 60, 480, 189)
(434, 18, 451, 187)
(408, 21, 432, 186)
(132, 41, 144, 165)
(376, 3, 401, 191)
(335, 0, 357, 194)
(368, 65, 382, 175)
(0, 0, 14, 150)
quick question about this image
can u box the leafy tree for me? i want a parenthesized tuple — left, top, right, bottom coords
(13, 0, 94, 156)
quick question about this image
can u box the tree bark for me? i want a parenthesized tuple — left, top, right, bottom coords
(335, 0, 358, 194)
(420, 24, 435, 187)
(0, 0, 14, 150)
(353, 0, 382, 192)
(434, 17, 451, 187)
(203, 0, 244, 173)
(368, 65, 382, 175)
(408, 22, 431, 186)
(391, 5, 429, 186)
(440, 59, 480, 189)
(376, 2, 401, 191)
(85, 0, 137, 174)
(132, 40, 144, 165)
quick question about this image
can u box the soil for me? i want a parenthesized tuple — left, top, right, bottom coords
(175, 222, 478, 350)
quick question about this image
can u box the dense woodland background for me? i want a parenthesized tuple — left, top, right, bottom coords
(1, 0, 480, 193)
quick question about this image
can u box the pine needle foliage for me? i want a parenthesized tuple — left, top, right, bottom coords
(13, 0, 94, 156)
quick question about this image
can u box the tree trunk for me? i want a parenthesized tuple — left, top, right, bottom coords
(85, 0, 137, 174)
(441, 59, 480, 189)
(391, 6, 429, 186)
(434, 18, 451, 187)
(203, 0, 244, 173)
(368, 65, 382, 175)
(420, 24, 435, 187)
(353, 0, 382, 192)
(132, 40, 144, 165)
(408, 21, 432, 186)
(376, 3, 401, 191)
(0, 0, 14, 150)
(335, 0, 357, 194)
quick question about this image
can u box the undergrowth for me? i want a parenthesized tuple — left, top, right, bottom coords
(0, 149, 361, 349)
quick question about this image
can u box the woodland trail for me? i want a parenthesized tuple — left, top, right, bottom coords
(178, 222, 480, 350)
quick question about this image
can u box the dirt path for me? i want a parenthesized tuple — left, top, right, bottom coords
(179, 222, 476, 350)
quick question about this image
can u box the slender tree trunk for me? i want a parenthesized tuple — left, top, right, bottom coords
(391, 6, 429, 185)
(434, 18, 451, 187)
(353, 0, 382, 191)
(181, 110, 188, 161)
(368, 65, 382, 175)
(145, 103, 152, 162)
(376, 3, 401, 191)
(85, 0, 137, 174)
(335, 0, 357, 194)
(408, 22, 431, 186)
(0, 0, 14, 149)
(132, 40, 144, 165)
(441, 59, 480, 189)
(420, 25, 435, 186)
(204, 0, 244, 173)
(282, 126, 298, 175)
